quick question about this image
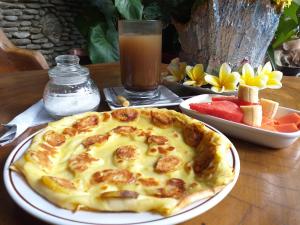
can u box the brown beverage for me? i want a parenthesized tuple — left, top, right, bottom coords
(119, 33, 162, 91)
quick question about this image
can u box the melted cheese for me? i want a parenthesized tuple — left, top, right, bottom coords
(12, 108, 234, 215)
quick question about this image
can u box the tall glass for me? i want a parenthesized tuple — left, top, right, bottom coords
(118, 20, 162, 99)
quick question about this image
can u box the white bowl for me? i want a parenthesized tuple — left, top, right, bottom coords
(179, 94, 300, 148)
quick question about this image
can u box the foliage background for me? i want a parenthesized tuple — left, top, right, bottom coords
(75, 0, 300, 66)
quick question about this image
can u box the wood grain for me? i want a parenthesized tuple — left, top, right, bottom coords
(0, 29, 48, 74)
(0, 63, 299, 225)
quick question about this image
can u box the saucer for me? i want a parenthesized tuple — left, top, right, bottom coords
(103, 85, 183, 109)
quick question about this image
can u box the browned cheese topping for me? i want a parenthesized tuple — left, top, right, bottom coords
(73, 115, 99, 132)
(43, 130, 65, 146)
(113, 126, 137, 136)
(155, 155, 181, 173)
(100, 190, 139, 199)
(114, 145, 137, 161)
(68, 152, 98, 173)
(112, 108, 139, 122)
(151, 111, 173, 128)
(156, 178, 186, 199)
(138, 177, 159, 186)
(44, 176, 76, 189)
(82, 134, 110, 148)
(91, 169, 135, 185)
(62, 127, 77, 137)
(183, 124, 203, 147)
(147, 135, 168, 145)
(193, 145, 217, 177)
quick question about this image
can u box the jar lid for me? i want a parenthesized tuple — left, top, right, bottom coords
(48, 55, 89, 82)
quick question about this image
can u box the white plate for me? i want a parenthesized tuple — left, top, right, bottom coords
(4, 128, 240, 225)
(180, 94, 300, 148)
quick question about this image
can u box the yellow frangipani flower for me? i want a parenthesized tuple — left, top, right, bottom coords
(183, 64, 207, 86)
(204, 63, 240, 93)
(257, 62, 283, 89)
(274, 0, 292, 10)
(166, 58, 187, 81)
(240, 63, 268, 89)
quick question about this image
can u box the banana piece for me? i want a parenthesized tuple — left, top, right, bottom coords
(238, 84, 259, 103)
(240, 105, 262, 126)
(260, 98, 279, 119)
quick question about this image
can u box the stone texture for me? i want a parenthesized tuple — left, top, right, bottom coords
(26, 44, 41, 49)
(1, 21, 19, 27)
(2, 9, 22, 16)
(20, 21, 31, 26)
(26, 3, 40, 8)
(32, 38, 48, 43)
(0, 0, 86, 65)
(30, 27, 41, 33)
(2, 27, 18, 32)
(24, 9, 39, 15)
(42, 42, 54, 48)
(19, 27, 30, 31)
(30, 33, 43, 39)
(19, 14, 34, 20)
(11, 38, 31, 45)
(4, 16, 18, 21)
(13, 31, 30, 38)
(0, 2, 25, 9)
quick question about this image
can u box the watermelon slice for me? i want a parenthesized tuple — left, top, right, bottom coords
(274, 123, 299, 133)
(212, 96, 255, 106)
(190, 100, 244, 123)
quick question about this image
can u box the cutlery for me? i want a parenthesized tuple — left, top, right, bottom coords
(0, 124, 17, 144)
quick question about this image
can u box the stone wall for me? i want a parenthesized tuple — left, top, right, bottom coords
(0, 0, 86, 66)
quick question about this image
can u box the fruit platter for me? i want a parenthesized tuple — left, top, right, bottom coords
(180, 84, 300, 148)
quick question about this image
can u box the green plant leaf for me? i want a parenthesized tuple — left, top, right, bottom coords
(272, 2, 300, 49)
(283, 2, 299, 23)
(88, 23, 119, 63)
(115, 0, 143, 20)
(89, 0, 117, 23)
(74, 6, 105, 38)
(143, 2, 162, 20)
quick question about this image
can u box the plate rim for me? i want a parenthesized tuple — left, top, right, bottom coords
(3, 125, 240, 225)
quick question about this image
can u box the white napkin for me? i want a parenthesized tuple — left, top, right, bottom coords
(0, 100, 53, 146)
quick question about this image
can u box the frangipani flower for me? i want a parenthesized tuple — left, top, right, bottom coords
(240, 63, 268, 89)
(257, 62, 283, 89)
(166, 58, 187, 81)
(274, 0, 292, 10)
(204, 63, 240, 93)
(183, 64, 207, 86)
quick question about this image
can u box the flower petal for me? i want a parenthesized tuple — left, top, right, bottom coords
(222, 72, 240, 86)
(183, 80, 196, 86)
(266, 80, 282, 89)
(268, 71, 283, 81)
(242, 63, 255, 81)
(185, 66, 194, 80)
(219, 63, 231, 82)
(262, 61, 272, 74)
(205, 74, 220, 87)
(211, 86, 225, 93)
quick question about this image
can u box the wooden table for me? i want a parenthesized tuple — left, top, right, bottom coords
(0, 63, 300, 225)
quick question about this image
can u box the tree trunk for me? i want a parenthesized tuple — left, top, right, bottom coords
(174, 0, 280, 72)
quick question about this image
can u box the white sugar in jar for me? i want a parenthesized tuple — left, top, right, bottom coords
(43, 55, 100, 118)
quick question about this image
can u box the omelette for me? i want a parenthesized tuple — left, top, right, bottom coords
(11, 108, 234, 215)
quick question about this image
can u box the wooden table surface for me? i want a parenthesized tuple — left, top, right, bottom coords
(0, 63, 300, 225)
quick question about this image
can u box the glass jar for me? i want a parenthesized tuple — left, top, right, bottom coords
(43, 55, 100, 118)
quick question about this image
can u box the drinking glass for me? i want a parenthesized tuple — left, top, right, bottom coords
(118, 20, 162, 99)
